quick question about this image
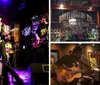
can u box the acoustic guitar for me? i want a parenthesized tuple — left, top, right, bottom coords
(56, 65, 82, 83)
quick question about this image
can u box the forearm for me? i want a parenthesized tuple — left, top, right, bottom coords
(35, 34, 40, 40)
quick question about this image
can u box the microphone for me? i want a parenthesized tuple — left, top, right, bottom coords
(82, 53, 99, 71)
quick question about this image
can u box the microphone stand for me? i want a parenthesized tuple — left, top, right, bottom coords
(82, 54, 99, 71)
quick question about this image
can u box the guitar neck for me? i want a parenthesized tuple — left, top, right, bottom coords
(62, 64, 72, 72)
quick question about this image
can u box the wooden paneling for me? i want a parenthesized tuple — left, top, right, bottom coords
(52, 4, 99, 11)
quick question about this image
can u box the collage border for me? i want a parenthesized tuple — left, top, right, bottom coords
(49, 0, 100, 85)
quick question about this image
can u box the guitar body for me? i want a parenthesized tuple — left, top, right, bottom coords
(67, 73, 81, 82)
(32, 37, 47, 48)
(56, 65, 82, 83)
(1, 28, 15, 41)
(32, 40, 44, 48)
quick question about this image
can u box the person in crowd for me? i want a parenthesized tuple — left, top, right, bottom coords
(51, 55, 58, 85)
(0, 14, 7, 61)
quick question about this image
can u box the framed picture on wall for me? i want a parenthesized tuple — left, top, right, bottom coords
(51, 50, 59, 63)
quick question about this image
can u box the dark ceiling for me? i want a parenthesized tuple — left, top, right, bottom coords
(0, 0, 49, 27)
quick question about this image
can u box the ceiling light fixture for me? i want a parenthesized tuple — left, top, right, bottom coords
(59, 4, 64, 9)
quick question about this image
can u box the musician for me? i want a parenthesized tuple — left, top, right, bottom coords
(32, 14, 48, 63)
(0, 14, 7, 61)
(11, 23, 20, 48)
(55, 46, 93, 85)
(7, 23, 20, 67)
(36, 14, 48, 41)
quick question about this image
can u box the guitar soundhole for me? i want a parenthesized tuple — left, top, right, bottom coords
(58, 69, 72, 80)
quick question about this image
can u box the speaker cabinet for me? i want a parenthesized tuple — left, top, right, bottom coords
(30, 63, 49, 84)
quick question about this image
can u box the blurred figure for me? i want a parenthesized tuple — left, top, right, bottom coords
(10, 23, 20, 67)
(60, 30, 66, 41)
(51, 55, 57, 72)
(51, 55, 57, 85)
(11, 23, 20, 49)
(0, 14, 7, 61)
(91, 28, 98, 41)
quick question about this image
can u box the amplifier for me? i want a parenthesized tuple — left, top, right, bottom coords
(30, 63, 49, 73)
(30, 63, 49, 84)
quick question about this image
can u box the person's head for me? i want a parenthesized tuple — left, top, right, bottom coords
(73, 46, 83, 60)
(0, 15, 3, 22)
(39, 15, 47, 24)
(14, 23, 20, 28)
(51, 55, 55, 64)
(31, 15, 39, 23)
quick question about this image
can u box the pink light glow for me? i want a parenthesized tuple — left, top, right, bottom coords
(8, 66, 32, 84)
(18, 74, 25, 79)
(2, 0, 8, 3)
(1, 0, 11, 5)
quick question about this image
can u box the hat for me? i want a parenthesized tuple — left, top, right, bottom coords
(73, 46, 83, 53)
(31, 15, 38, 21)
(39, 14, 46, 19)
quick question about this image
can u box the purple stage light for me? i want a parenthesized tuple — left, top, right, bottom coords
(8, 66, 32, 85)
(1, 0, 11, 5)
(2, 0, 9, 2)
(3, 0, 7, 1)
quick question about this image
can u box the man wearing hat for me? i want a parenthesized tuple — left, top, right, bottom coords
(0, 14, 7, 61)
(55, 46, 84, 85)
(32, 14, 48, 63)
